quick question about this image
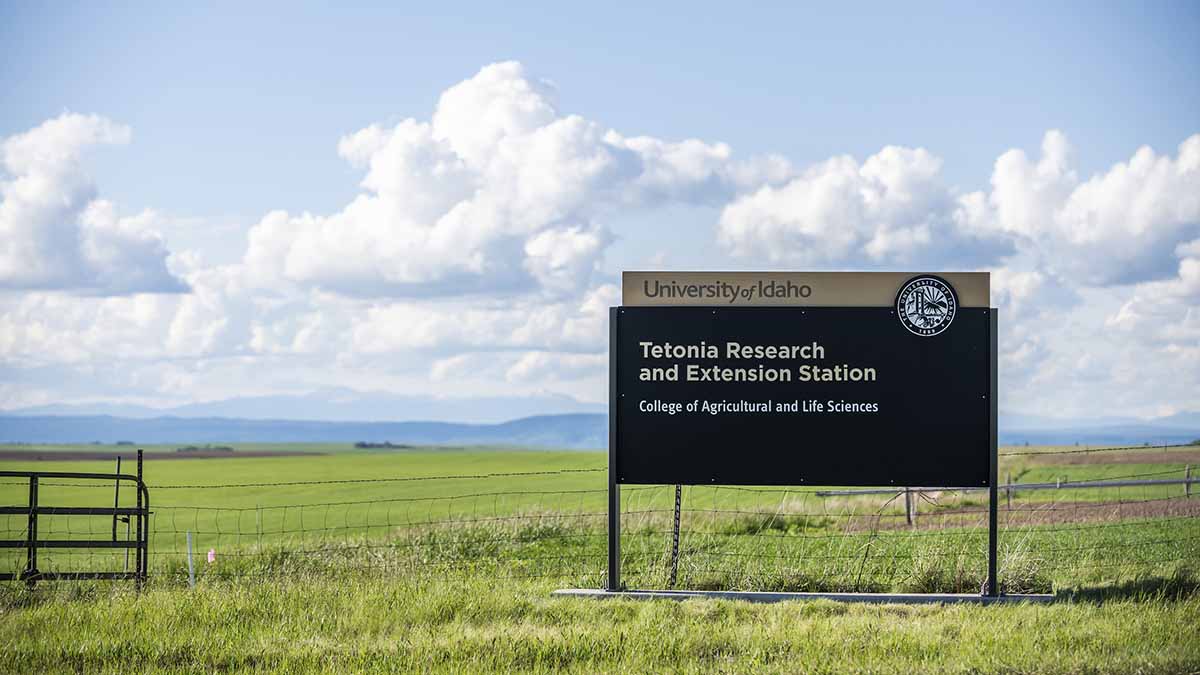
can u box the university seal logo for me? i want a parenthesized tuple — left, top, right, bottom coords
(896, 275, 957, 336)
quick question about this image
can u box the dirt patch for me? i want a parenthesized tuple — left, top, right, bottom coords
(0, 450, 323, 462)
(844, 496, 1200, 532)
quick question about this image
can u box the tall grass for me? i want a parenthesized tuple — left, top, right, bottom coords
(2, 447, 1198, 673)
(2, 571, 1198, 674)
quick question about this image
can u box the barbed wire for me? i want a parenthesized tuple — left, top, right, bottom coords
(3, 454, 1194, 495)
(3, 464, 1196, 592)
(0, 466, 608, 489)
(999, 442, 1198, 457)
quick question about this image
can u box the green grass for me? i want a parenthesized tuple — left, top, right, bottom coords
(2, 447, 1196, 588)
(2, 444, 1189, 523)
(2, 573, 1198, 674)
(0, 445, 1197, 673)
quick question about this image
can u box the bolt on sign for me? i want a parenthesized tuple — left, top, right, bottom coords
(613, 271, 994, 487)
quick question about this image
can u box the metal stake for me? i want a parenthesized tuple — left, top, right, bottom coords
(669, 484, 682, 587)
(186, 531, 195, 589)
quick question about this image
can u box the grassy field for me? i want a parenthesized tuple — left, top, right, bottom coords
(2, 574, 1199, 674)
(0, 443, 1197, 673)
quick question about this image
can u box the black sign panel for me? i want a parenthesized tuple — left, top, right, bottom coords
(614, 306, 991, 487)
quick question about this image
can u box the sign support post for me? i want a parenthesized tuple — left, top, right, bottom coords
(987, 308, 999, 597)
(607, 307, 621, 592)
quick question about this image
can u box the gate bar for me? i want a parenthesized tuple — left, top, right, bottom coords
(2, 572, 142, 582)
(0, 540, 141, 549)
(0, 506, 145, 516)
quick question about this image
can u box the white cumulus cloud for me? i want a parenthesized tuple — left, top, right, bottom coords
(243, 61, 791, 299)
(1107, 239, 1200, 346)
(0, 113, 187, 295)
(2, 66, 1197, 420)
(717, 146, 1012, 267)
(966, 131, 1200, 285)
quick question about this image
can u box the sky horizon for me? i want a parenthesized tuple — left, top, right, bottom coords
(1, 2, 1198, 421)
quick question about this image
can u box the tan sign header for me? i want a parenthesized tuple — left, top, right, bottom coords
(622, 271, 990, 308)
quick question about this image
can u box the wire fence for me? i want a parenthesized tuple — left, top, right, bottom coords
(1, 443, 1198, 593)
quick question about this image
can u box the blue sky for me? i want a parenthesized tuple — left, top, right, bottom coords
(0, 2, 1197, 420)
(5, 2, 1196, 219)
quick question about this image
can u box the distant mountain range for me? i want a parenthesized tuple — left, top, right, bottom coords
(0, 413, 608, 449)
(1000, 410, 1200, 431)
(997, 410, 1200, 446)
(3, 389, 604, 424)
(0, 408, 1196, 449)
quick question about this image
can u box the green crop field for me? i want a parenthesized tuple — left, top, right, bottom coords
(1, 444, 1197, 673)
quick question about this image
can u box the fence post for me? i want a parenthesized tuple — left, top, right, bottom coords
(1187, 465, 1192, 499)
(113, 456, 121, 543)
(1006, 471, 1012, 510)
(24, 476, 38, 588)
(136, 449, 144, 590)
(904, 487, 914, 527)
(256, 503, 262, 549)
(668, 484, 682, 588)
(186, 531, 195, 589)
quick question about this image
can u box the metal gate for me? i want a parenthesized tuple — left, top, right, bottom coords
(0, 449, 149, 587)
